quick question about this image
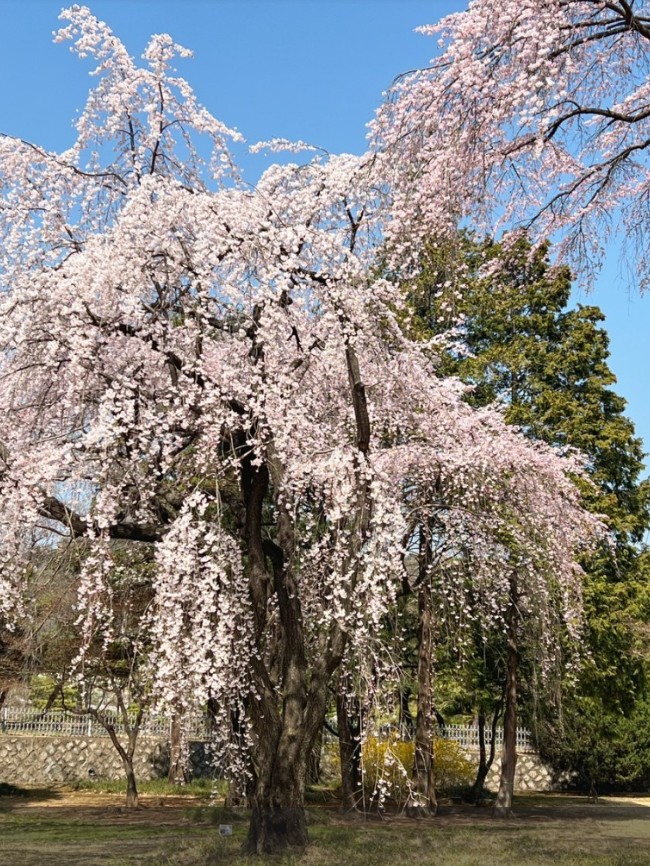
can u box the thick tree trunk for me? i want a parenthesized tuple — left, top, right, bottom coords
(246, 781, 308, 854)
(308, 726, 323, 785)
(336, 676, 363, 812)
(240, 448, 313, 854)
(407, 552, 437, 817)
(494, 579, 519, 817)
(243, 668, 339, 854)
(240, 339, 370, 854)
(243, 713, 314, 855)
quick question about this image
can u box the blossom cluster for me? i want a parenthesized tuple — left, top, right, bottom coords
(0, 6, 603, 771)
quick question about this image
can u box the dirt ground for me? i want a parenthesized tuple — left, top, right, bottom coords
(1, 788, 649, 866)
(345, 793, 650, 836)
(3, 786, 650, 829)
(3, 787, 209, 824)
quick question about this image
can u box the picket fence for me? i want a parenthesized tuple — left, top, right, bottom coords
(0, 707, 209, 739)
(0, 706, 533, 752)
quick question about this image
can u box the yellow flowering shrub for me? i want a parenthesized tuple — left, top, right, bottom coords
(433, 737, 476, 793)
(361, 735, 475, 805)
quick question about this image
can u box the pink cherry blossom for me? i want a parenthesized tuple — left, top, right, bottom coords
(0, 5, 605, 852)
(372, 0, 650, 287)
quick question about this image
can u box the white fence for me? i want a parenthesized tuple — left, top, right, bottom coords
(0, 707, 209, 739)
(0, 706, 532, 751)
(438, 722, 533, 753)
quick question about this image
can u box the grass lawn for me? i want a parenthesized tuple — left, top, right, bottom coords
(0, 787, 649, 866)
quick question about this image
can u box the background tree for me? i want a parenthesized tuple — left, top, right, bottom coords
(0, 628, 26, 711)
(33, 541, 155, 809)
(411, 234, 650, 794)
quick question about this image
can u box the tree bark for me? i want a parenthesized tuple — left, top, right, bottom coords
(470, 703, 501, 804)
(244, 696, 317, 854)
(336, 674, 363, 813)
(104, 724, 140, 808)
(241, 450, 319, 854)
(246, 791, 308, 855)
(494, 576, 519, 817)
(399, 687, 415, 738)
(241, 336, 371, 853)
(167, 710, 189, 785)
(124, 759, 139, 808)
(98, 719, 141, 808)
(308, 726, 323, 786)
(407, 536, 437, 817)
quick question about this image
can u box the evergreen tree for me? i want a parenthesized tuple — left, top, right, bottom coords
(413, 234, 650, 790)
(429, 238, 647, 542)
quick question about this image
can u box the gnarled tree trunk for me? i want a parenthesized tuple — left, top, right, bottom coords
(308, 726, 323, 785)
(243, 645, 334, 854)
(245, 744, 310, 853)
(240, 337, 371, 854)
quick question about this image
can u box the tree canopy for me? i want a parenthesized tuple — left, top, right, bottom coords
(0, 3, 635, 853)
(373, 0, 650, 286)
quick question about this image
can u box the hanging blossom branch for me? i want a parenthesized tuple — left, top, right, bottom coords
(0, 4, 605, 854)
(371, 0, 650, 287)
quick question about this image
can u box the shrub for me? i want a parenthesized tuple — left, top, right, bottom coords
(361, 735, 475, 806)
(433, 737, 477, 793)
(538, 696, 650, 793)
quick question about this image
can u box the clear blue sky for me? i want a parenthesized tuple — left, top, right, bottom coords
(2, 0, 649, 471)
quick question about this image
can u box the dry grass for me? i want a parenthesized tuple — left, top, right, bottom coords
(1, 788, 649, 866)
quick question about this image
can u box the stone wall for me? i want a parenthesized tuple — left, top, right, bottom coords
(481, 751, 555, 793)
(0, 734, 213, 785)
(0, 733, 556, 792)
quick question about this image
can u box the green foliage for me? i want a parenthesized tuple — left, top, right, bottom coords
(409, 232, 650, 785)
(29, 674, 79, 711)
(538, 694, 650, 792)
(414, 234, 649, 545)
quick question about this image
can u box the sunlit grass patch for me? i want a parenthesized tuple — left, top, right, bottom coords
(67, 777, 223, 798)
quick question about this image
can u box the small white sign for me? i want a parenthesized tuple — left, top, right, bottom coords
(219, 824, 233, 836)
